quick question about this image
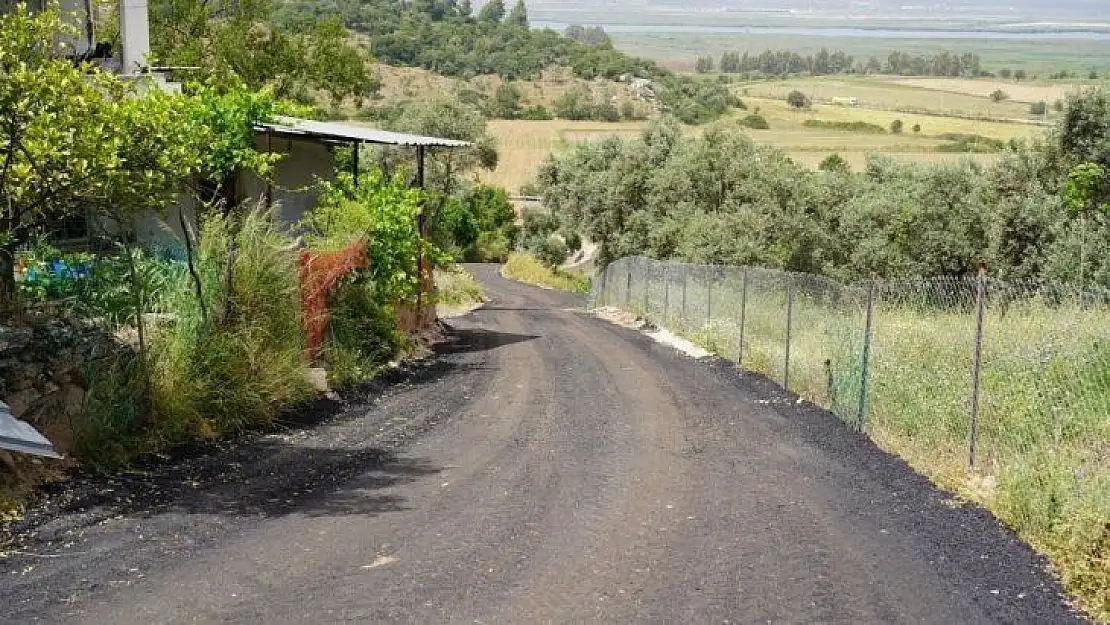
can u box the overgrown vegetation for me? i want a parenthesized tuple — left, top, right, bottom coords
(0, 5, 438, 470)
(502, 252, 589, 294)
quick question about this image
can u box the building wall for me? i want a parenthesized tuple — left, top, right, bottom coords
(133, 135, 336, 252)
(240, 135, 336, 230)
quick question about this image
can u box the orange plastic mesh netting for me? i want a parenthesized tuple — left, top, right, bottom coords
(300, 239, 368, 359)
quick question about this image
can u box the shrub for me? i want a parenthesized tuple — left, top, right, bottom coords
(324, 273, 404, 385)
(786, 90, 810, 109)
(1030, 101, 1048, 116)
(818, 153, 850, 173)
(990, 89, 1010, 103)
(912, 123, 922, 134)
(562, 230, 583, 253)
(935, 133, 1007, 153)
(521, 105, 554, 120)
(803, 119, 885, 134)
(553, 86, 595, 120)
(890, 119, 904, 134)
(473, 230, 512, 262)
(596, 102, 621, 122)
(522, 208, 560, 242)
(534, 235, 569, 268)
(740, 114, 769, 130)
(154, 206, 312, 438)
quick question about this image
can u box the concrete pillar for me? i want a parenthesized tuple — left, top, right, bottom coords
(119, 0, 150, 74)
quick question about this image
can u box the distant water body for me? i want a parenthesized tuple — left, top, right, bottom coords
(534, 22, 1110, 41)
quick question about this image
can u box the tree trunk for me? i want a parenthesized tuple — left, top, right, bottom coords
(123, 231, 155, 422)
(179, 207, 207, 325)
(0, 244, 17, 322)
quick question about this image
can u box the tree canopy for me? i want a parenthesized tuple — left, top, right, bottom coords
(153, 0, 376, 105)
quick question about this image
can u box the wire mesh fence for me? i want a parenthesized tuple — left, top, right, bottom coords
(590, 257, 1110, 592)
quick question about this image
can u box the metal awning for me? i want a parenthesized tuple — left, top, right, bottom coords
(0, 401, 61, 459)
(255, 116, 472, 148)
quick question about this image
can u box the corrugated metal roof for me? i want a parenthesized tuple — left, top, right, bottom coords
(256, 116, 472, 148)
(0, 401, 61, 459)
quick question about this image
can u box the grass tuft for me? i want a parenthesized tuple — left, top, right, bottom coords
(502, 253, 591, 294)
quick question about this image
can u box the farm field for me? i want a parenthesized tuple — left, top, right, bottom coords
(480, 120, 649, 192)
(737, 76, 1054, 120)
(481, 75, 1052, 192)
(888, 77, 1090, 104)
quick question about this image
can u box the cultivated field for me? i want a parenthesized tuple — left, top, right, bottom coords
(481, 76, 1050, 192)
(889, 77, 1089, 104)
(738, 76, 1049, 120)
(480, 120, 648, 192)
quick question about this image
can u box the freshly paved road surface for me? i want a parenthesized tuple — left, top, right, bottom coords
(0, 265, 1081, 623)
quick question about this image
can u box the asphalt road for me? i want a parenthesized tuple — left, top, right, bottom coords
(0, 265, 1082, 623)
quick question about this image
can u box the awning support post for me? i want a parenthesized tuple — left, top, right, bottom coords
(352, 140, 360, 189)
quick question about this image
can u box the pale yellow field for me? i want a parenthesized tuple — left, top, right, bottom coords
(747, 96, 1043, 141)
(740, 76, 1041, 120)
(480, 120, 649, 192)
(786, 150, 999, 170)
(480, 108, 1022, 191)
(888, 77, 1092, 105)
(441, 75, 1061, 191)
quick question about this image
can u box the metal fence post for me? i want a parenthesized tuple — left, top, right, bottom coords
(784, 276, 794, 392)
(625, 266, 632, 308)
(967, 266, 987, 470)
(663, 265, 670, 322)
(737, 267, 748, 366)
(682, 264, 688, 320)
(706, 266, 713, 326)
(856, 277, 876, 433)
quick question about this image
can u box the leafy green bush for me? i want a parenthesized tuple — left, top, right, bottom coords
(819, 153, 850, 173)
(473, 230, 513, 262)
(740, 114, 770, 130)
(324, 273, 404, 386)
(522, 209, 561, 243)
(521, 105, 554, 120)
(303, 171, 428, 303)
(787, 90, 809, 109)
(534, 235, 569, 268)
(554, 86, 596, 121)
(562, 230, 583, 253)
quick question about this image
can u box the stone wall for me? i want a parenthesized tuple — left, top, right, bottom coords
(0, 317, 130, 459)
